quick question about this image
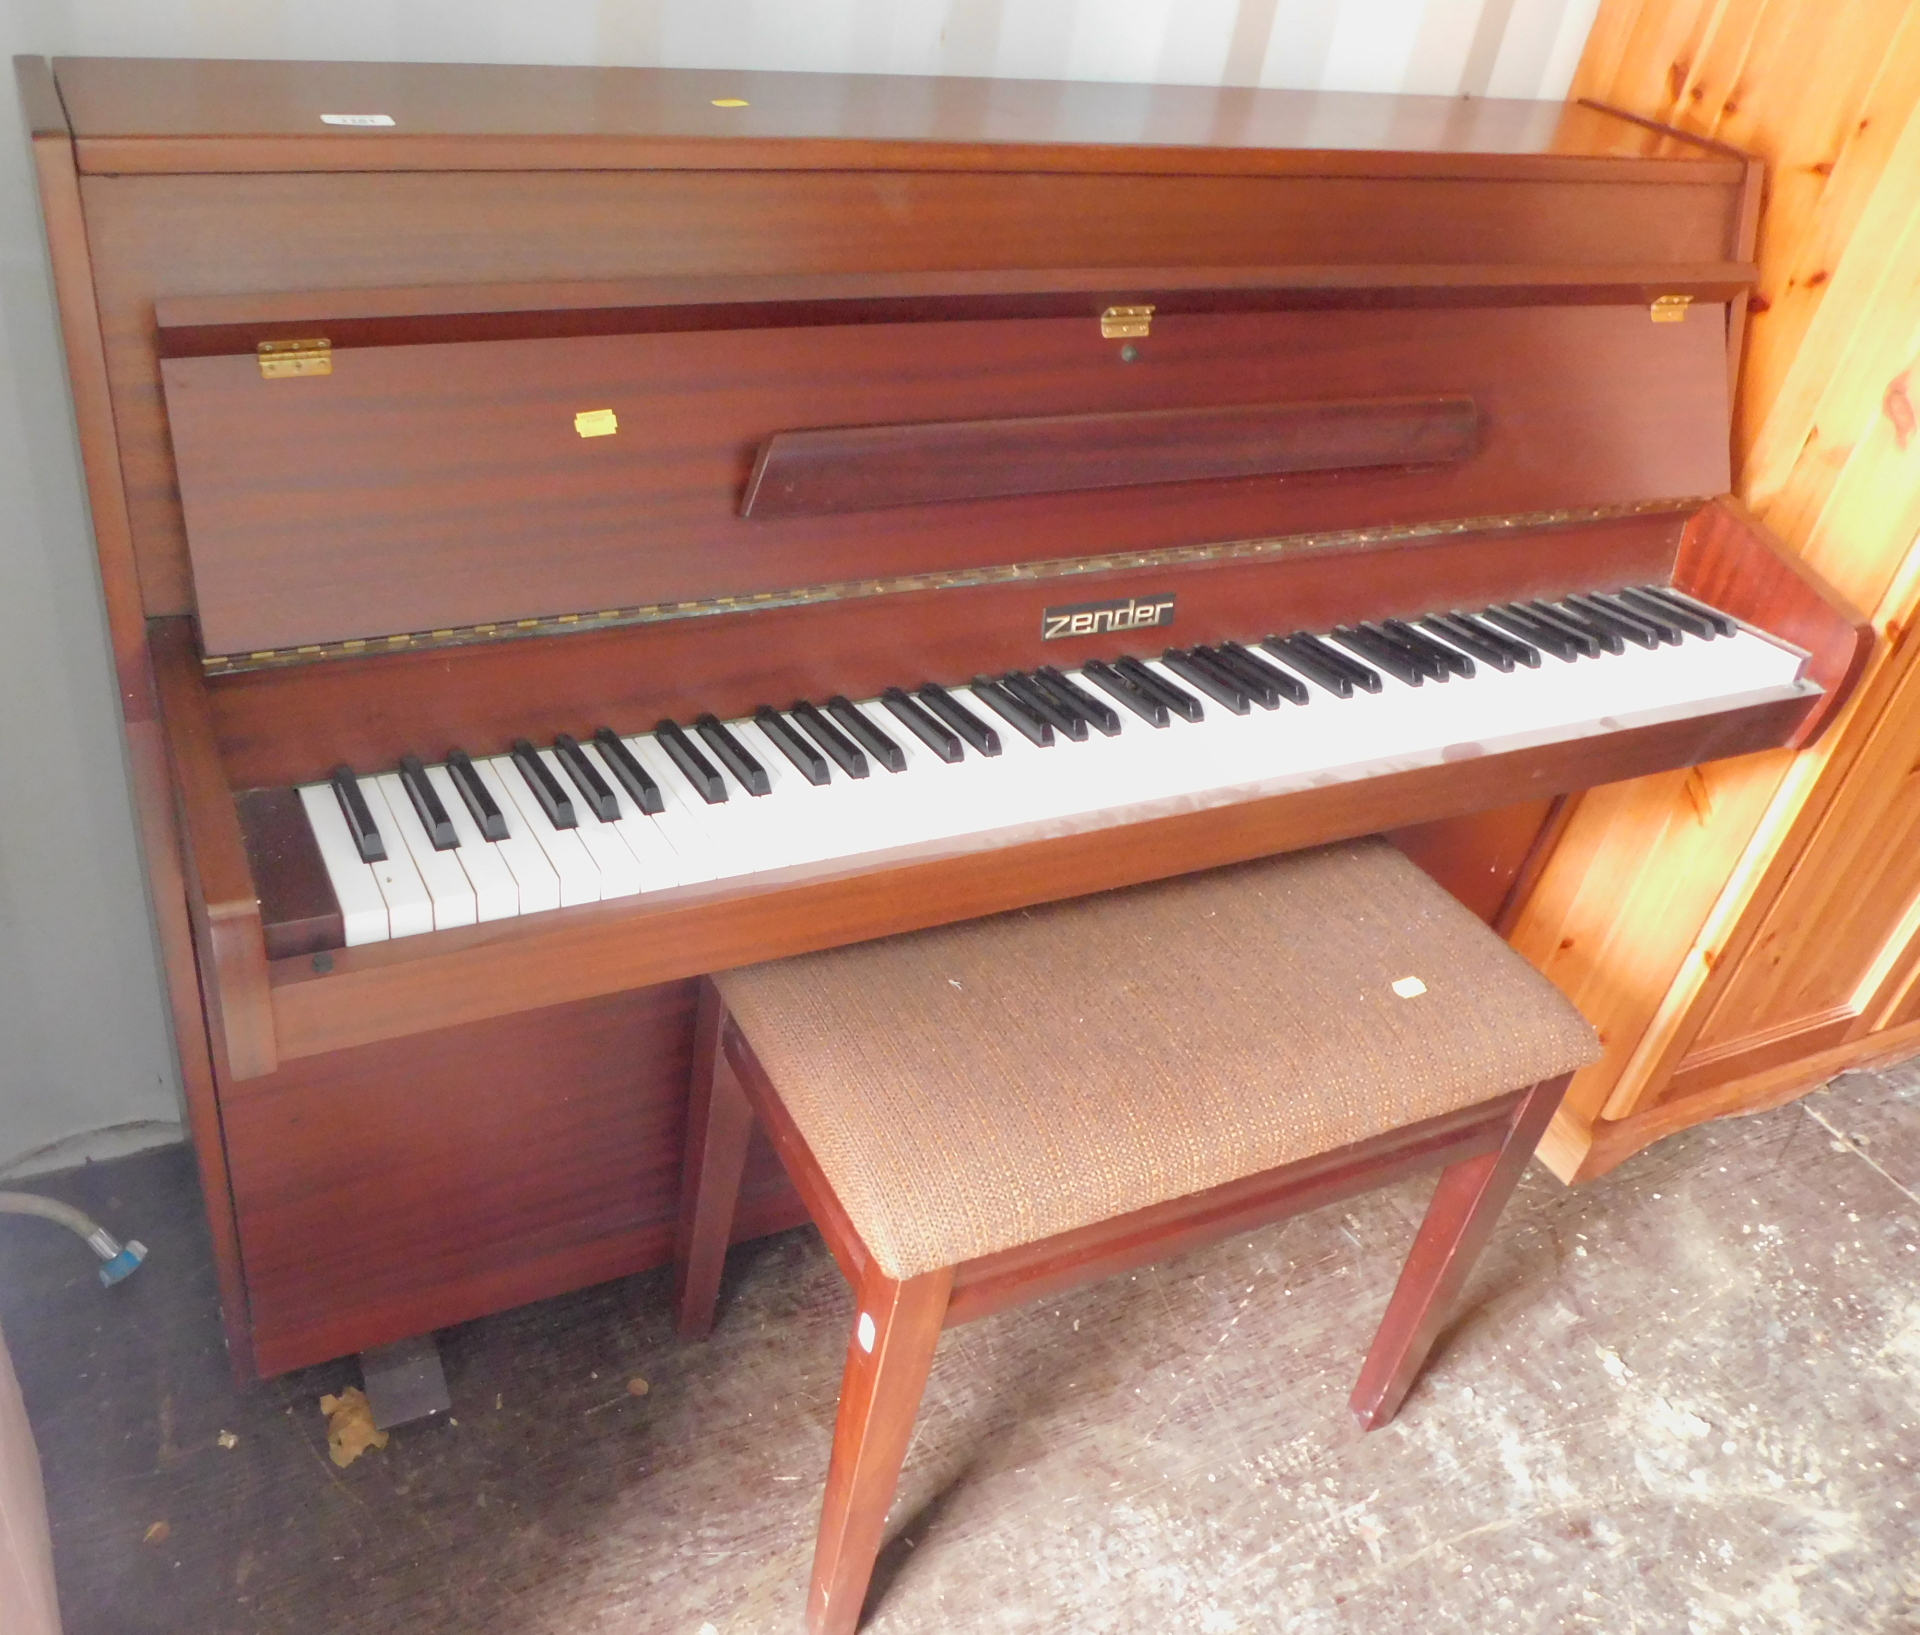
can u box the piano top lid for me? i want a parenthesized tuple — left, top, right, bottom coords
(48, 57, 1742, 179)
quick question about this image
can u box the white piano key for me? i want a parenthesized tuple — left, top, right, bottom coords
(353, 775, 436, 938)
(578, 740, 693, 888)
(617, 735, 739, 882)
(424, 763, 521, 921)
(663, 725, 796, 872)
(535, 746, 645, 898)
(297, 781, 390, 946)
(849, 697, 995, 845)
(374, 772, 479, 930)
(479, 756, 601, 907)
(454, 761, 562, 914)
(736, 719, 871, 866)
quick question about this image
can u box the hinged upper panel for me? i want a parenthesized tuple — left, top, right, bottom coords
(159, 278, 1732, 658)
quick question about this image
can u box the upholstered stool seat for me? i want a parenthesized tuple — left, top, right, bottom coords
(716, 840, 1597, 1282)
(674, 838, 1599, 1635)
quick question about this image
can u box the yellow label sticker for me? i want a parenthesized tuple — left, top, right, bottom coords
(574, 408, 618, 438)
(712, 98, 750, 108)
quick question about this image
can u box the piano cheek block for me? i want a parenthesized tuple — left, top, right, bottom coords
(741, 395, 1479, 518)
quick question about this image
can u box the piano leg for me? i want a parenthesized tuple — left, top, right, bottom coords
(1347, 1071, 1572, 1430)
(673, 981, 754, 1341)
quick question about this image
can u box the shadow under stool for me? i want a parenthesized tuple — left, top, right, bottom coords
(673, 836, 1600, 1635)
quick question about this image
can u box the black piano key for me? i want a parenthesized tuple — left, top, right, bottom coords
(790, 700, 870, 778)
(1332, 625, 1425, 686)
(1189, 644, 1276, 709)
(397, 754, 459, 849)
(695, 714, 772, 796)
(1483, 605, 1579, 663)
(755, 706, 831, 785)
(1383, 618, 1474, 679)
(1114, 655, 1204, 722)
(1215, 640, 1309, 704)
(999, 672, 1087, 740)
(655, 719, 729, 803)
(882, 687, 965, 763)
(1162, 648, 1250, 713)
(1033, 666, 1122, 735)
(1561, 593, 1659, 650)
(1362, 620, 1446, 681)
(970, 676, 1055, 746)
(1642, 584, 1736, 637)
(1258, 635, 1352, 698)
(1667, 587, 1737, 637)
(1592, 589, 1682, 644)
(1443, 610, 1539, 669)
(445, 749, 510, 840)
(917, 683, 1002, 756)
(1303, 631, 1383, 693)
(510, 738, 577, 828)
(1620, 585, 1715, 640)
(1522, 599, 1609, 657)
(1081, 659, 1170, 727)
(1544, 598, 1627, 655)
(329, 765, 387, 863)
(1418, 614, 1515, 673)
(553, 734, 620, 821)
(828, 695, 907, 773)
(592, 728, 665, 814)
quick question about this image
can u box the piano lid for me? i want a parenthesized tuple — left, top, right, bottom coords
(55, 58, 1734, 176)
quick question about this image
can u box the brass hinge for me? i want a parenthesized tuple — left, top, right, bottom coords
(1650, 294, 1693, 324)
(257, 337, 332, 378)
(1100, 304, 1154, 340)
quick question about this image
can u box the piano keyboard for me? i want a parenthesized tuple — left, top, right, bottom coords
(296, 589, 1814, 947)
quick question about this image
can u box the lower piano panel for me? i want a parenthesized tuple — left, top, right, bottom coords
(222, 981, 801, 1376)
(222, 797, 1560, 1377)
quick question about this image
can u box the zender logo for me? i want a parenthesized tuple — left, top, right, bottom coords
(1041, 594, 1176, 641)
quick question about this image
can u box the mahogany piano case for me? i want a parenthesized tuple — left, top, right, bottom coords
(18, 56, 1867, 1377)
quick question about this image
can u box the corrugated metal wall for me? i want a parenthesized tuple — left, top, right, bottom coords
(39, 0, 1603, 101)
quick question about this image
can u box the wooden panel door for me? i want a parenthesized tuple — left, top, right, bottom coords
(1665, 626, 1920, 1096)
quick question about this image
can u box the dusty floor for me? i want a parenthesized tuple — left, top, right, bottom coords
(3, 1061, 1918, 1635)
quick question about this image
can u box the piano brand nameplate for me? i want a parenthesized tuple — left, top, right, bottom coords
(1042, 594, 1176, 640)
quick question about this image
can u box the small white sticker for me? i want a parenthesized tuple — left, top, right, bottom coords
(320, 113, 395, 127)
(1391, 976, 1427, 998)
(856, 1312, 876, 1353)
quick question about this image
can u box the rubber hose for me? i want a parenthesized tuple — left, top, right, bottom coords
(0, 1191, 147, 1285)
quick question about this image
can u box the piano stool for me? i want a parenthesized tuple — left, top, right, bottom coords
(670, 836, 1600, 1634)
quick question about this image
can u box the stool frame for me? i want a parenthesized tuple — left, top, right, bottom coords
(673, 976, 1571, 1635)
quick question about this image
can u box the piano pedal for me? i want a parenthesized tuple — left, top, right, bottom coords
(359, 1332, 452, 1429)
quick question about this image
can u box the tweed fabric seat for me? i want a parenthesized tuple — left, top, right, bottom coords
(714, 837, 1599, 1281)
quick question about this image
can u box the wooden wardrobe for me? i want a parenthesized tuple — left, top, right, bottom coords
(1520, 0, 1920, 1180)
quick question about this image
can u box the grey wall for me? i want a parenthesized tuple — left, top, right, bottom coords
(0, 0, 1600, 1174)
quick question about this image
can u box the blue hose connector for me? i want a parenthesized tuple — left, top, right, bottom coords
(97, 1243, 148, 1286)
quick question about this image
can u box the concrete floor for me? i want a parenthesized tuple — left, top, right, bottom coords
(3, 1061, 1918, 1635)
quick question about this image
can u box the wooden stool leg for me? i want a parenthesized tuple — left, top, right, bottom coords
(1348, 1072, 1572, 1431)
(808, 1265, 953, 1635)
(673, 980, 755, 1339)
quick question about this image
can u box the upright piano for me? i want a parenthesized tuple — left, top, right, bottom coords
(18, 56, 1869, 1379)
